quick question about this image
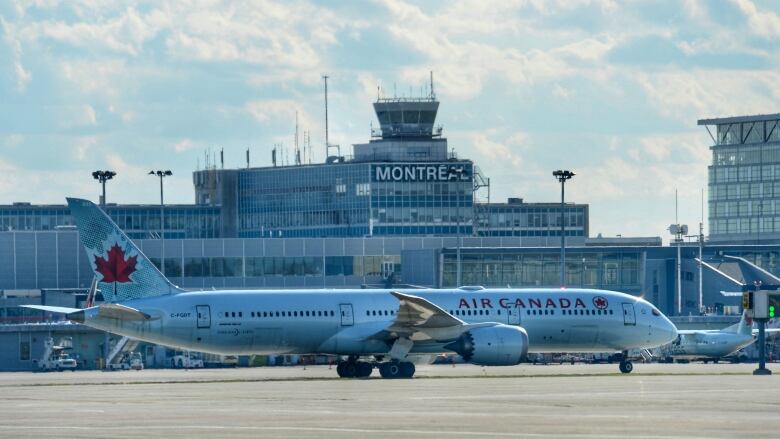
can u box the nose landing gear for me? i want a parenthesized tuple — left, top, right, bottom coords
(618, 351, 633, 373)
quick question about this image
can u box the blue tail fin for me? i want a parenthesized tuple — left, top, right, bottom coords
(67, 198, 179, 303)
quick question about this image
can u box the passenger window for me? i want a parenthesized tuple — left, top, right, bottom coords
(331, 311, 335, 316)
(231, 312, 236, 318)
(251, 312, 255, 317)
(366, 310, 370, 316)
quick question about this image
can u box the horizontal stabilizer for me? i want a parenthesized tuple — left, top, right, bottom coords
(98, 303, 151, 321)
(20, 305, 80, 314)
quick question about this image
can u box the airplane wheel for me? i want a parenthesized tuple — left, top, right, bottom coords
(379, 362, 402, 379)
(356, 361, 373, 378)
(337, 361, 357, 378)
(619, 361, 633, 374)
(400, 361, 415, 378)
(336, 362, 346, 377)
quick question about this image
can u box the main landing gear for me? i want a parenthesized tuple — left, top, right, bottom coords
(618, 351, 633, 374)
(336, 356, 415, 379)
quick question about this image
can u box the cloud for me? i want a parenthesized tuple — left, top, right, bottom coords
(4, 134, 25, 147)
(73, 136, 97, 161)
(174, 139, 195, 153)
(636, 70, 780, 123)
(81, 104, 97, 125)
(1, 17, 32, 91)
(732, 0, 780, 38)
(60, 59, 127, 97)
(244, 99, 317, 131)
(17, 6, 169, 56)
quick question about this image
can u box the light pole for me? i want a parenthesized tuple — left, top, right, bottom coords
(552, 170, 575, 286)
(91, 170, 116, 207)
(149, 170, 172, 275)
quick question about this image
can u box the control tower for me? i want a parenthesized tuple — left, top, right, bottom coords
(353, 84, 448, 162)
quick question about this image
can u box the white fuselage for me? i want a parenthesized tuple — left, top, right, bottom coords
(658, 331, 755, 360)
(79, 288, 677, 357)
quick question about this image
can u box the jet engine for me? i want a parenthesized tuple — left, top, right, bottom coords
(444, 324, 529, 366)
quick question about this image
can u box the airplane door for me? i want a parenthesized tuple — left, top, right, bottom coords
(196, 305, 211, 328)
(622, 303, 636, 326)
(339, 304, 354, 326)
(507, 308, 521, 325)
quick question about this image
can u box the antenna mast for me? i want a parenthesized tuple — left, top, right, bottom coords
(323, 74, 329, 155)
(295, 110, 301, 165)
(323, 74, 340, 160)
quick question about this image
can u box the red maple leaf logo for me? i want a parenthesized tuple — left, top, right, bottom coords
(593, 296, 608, 309)
(94, 244, 137, 283)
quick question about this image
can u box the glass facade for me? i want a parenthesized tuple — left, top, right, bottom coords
(0, 204, 221, 239)
(148, 255, 401, 279)
(237, 162, 474, 237)
(238, 164, 371, 238)
(475, 201, 587, 237)
(442, 250, 641, 289)
(706, 116, 780, 239)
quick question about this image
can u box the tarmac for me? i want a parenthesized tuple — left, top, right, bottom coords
(0, 363, 778, 438)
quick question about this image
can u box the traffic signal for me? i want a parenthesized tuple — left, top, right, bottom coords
(743, 292, 754, 310)
(770, 296, 780, 319)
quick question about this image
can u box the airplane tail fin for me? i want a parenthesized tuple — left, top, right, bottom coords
(723, 311, 752, 336)
(66, 198, 180, 303)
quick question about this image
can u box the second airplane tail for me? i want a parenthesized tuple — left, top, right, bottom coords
(722, 310, 752, 336)
(67, 197, 180, 303)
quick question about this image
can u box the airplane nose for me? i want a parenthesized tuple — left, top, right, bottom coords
(660, 318, 678, 344)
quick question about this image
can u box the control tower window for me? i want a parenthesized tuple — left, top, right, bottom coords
(403, 111, 420, 124)
(420, 111, 436, 124)
(376, 111, 390, 124)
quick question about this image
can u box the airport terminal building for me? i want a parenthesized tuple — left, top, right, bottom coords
(1, 101, 779, 370)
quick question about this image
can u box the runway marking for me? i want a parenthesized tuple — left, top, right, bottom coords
(0, 425, 730, 439)
(0, 372, 756, 388)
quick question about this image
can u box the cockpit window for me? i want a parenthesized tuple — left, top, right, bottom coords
(651, 308, 661, 316)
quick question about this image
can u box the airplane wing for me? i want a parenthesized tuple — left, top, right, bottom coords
(367, 291, 495, 342)
(21, 304, 151, 321)
(390, 291, 463, 330)
(752, 328, 780, 336)
(20, 305, 80, 314)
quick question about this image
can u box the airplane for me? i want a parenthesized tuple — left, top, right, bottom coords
(24, 198, 677, 378)
(657, 312, 780, 363)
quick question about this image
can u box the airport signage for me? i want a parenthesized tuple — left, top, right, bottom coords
(372, 164, 472, 182)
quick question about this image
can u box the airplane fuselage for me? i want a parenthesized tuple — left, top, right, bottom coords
(660, 331, 755, 360)
(79, 288, 676, 357)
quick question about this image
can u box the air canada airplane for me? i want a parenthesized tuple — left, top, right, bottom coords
(25, 198, 677, 378)
(658, 312, 780, 363)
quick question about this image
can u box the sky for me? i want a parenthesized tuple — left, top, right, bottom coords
(1, 0, 780, 240)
